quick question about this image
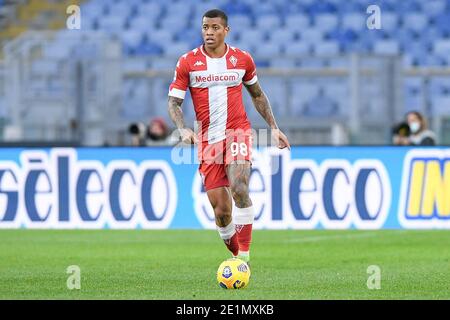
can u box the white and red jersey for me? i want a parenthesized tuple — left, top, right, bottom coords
(168, 44, 257, 144)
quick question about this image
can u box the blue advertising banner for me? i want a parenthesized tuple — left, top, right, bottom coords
(0, 147, 448, 229)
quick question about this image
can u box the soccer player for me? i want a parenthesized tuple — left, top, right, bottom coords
(168, 9, 290, 264)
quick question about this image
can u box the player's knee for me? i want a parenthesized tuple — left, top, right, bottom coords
(214, 206, 232, 225)
(211, 202, 231, 217)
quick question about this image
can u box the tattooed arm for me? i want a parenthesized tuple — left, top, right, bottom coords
(168, 96, 186, 129)
(245, 81, 290, 149)
(245, 81, 278, 130)
(168, 96, 197, 144)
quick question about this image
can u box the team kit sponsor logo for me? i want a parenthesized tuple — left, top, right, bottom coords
(0, 147, 449, 229)
(195, 73, 238, 83)
(190, 70, 244, 87)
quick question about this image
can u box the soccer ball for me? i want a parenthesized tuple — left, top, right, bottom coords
(216, 258, 251, 289)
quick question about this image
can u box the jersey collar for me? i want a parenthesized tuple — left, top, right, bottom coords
(200, 43, 229, 59)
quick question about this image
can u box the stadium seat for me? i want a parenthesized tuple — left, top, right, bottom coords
(422, 55, 447, 66)
(97, 16, 127, 33)
(128, 16, 157, 32)
(327, 29, 357, 50)
(284, 42, 311, 56)
(223, 1, 252, 15)
(395, 29, 417, 50)
(433, 40, 450, 58)
(314, 14, 339, 33)
(419, 0, 447, 17)
(373, 40, 400, 55)
(253, 42, 282, 57)
(341, 13, 366, 32)
(147, 29, 174, 46)
(255, 15, 282, 31)
(402, 13, 429, 32)
(392, 0, 422, 14)
(159, 16, 189, 33)
(269, 28, 297, 44)
(80, 15, 97, 30)
(381, 13, 400, 32)
(138, 2, 162, 20)
(284, 14, 311, 32)
(163, 42, 191, 57)
(402, 55, 415, 68)
(307, 1, 337, 15)
(270, 58, 297, 69)
(193, 1, 222, 19)
(299, 28, 324, 44)
(251, 2, 278, 16)
(238, 29, 266, 47)
(226, 31, 240, 44)
(165, 2, 192, 19)
(231, 41, 254, 53)
(176, 29, 202, 48)
(81, 1, 106, 19)
(278, 1, 304, 16)
(433, 13, 450, 35)
(105, 2, 134, 19)
(121, 30, 144, 49)
(336, 1, 365, 14)
(134, 41, 163, 55)
(313, 41, 340, 56)
(228, 14, 253, 29)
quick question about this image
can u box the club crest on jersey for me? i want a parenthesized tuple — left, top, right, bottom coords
(194, 60, 205, 67)
(229, 55, 237, 67)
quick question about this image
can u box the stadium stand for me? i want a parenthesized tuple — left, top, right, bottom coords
(76, 0, 449, 121)
(1, 0, 450, 145)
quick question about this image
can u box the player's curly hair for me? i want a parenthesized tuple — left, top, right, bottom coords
(203, 9, 228, 27)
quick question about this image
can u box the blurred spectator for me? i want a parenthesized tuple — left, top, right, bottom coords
(129, 122, 147, 146)
(128, 117, 177, 146)
(392, 121, 411, 145)
(406, 111, 436, 146)
(148, 117, 169, 143)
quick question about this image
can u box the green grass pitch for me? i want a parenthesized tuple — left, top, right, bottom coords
(0, 230, 449, 299)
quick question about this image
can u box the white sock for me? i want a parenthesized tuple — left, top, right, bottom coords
(217, 221, 236, 240)
(233, 205, 255, 225)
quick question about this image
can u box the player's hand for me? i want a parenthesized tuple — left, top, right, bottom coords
(271, 129, 290, 150)
(179, 128, 198, 145)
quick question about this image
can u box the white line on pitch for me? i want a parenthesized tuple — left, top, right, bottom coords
(283, 230, 408, 243)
